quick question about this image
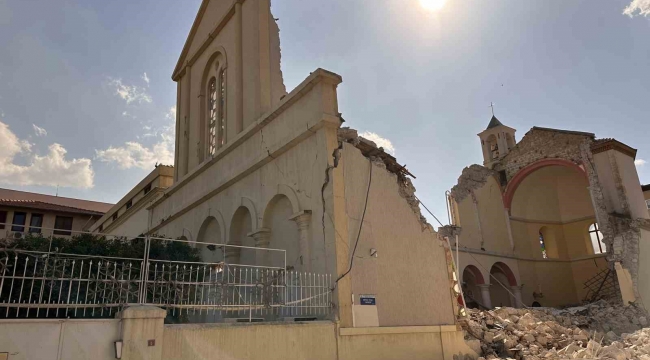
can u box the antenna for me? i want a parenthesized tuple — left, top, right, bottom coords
(489, 102, 495, 116)
(56, 184, 59, 197)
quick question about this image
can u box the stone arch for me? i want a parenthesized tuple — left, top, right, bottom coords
(491, 262, 517, 286)
(262, 193, 302, 269)
(199, 47, 228, 161)
(262, 184, 301, 228)
(503, 158, 588, 211)
(228, 205, 256, 265)
(197, 213, 226, 263)
(463, 265, 485, 285)
(240, 197, 259, 230)
(489, 262, 518, 308)
(462, 265, 486, 309)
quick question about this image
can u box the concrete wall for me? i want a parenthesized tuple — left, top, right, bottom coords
(163, 321, 475, 360)
(0, 319, 120, 360)
(638, 228, 650, 311)
(163, 322, 337, 360)
(339, 144, 455, 327)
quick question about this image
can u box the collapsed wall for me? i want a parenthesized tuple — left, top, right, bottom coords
(450, 165, 497, 203)
(463, 301, 648, 360)
(337, 127, 432, 231)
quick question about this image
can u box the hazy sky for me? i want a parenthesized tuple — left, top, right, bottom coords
(0, 0, 648, 226)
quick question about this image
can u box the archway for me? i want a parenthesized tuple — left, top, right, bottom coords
(486, 134, 499, 161)
(229, 206, 255, 265)
(263, 194, 301, 270)
(462, 265, 485, 309)
(489, 262, 517, 308)
(509, 162, 595, 259)
(197, 216, 224, 264)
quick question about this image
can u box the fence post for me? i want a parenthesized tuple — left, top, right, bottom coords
(118, 305, 166, 360)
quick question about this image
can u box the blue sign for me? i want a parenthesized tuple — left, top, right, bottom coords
(359, 295, 376, 305)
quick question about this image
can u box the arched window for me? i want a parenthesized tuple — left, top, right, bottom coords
(207, 77, 218, 156)
(539, 230, 548, 259)
(217, 68, 226, 148)
(589, 223, 606, 254)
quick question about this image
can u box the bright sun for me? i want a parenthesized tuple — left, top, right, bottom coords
(419, 0, 448, 11)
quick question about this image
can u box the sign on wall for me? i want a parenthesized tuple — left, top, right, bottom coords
(359, 294, 376, 305)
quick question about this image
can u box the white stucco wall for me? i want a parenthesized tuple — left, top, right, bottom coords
(0, 319, 120, 360)
(340, 144, 455, 327)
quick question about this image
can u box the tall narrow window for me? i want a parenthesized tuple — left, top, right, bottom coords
(0, 211, 6, 230)
(217, 68, 226, 148)
(646, 199, 650, 210)
(12, 212, 26, 232)
(29, 213, 43, 233)
(539, 231, 548, 259)
(589, 223, 606, 254)
(208, 77, 218, 156)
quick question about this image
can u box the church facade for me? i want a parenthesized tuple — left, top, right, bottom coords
(448, 116, 650, 311)
(96, 0, 476, 358)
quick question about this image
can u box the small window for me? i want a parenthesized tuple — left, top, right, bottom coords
(0, 211, 6, 230)
(11, 212, 27, 232)
(54, 216, 73, 236)
(29, 213, 44, 233)
(144, 183, 152, 195)
(589, 223, 606, 254)
(646, 199, 650, 210)
(539, 231, 548, 259)
(112, 213, 118, 221)
(126, 199, 133, 210)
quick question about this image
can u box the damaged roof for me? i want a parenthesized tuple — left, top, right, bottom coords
(338, 127, 415, 179)
(530, 126, 595, 138)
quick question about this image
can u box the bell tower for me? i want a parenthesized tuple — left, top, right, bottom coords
(478, 115, 516, 168)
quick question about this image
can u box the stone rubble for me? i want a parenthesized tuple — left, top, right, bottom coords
(460, 300, 649, 359)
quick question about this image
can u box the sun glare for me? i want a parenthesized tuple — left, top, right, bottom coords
(419, 0, 448, 11)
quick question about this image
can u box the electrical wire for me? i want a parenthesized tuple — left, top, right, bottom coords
(334, 158, 373, 287)
(417, 194, 527, 308)
(414, 194, 444, 227)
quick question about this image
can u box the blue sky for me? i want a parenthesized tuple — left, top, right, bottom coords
(0, 0, 648, 226)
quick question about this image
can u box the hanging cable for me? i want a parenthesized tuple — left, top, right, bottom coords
(414, 194, 445, 227)
(334, 158, 373, 288)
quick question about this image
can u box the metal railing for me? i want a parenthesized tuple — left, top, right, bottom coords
(0, 225, 332, 322)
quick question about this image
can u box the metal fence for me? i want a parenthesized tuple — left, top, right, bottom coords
(0, 227, 332, 322)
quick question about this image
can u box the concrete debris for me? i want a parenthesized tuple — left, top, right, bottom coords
(462, 300, 648, 359)
(338, 127, 360, 146)
(438, 225, 462, 239)
(451, 165, 497, 202)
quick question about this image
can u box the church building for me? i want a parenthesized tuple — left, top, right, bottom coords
(96, 0, 476, 358)
(448, 116, 650, 312)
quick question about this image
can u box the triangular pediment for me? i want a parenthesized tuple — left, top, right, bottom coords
(172, 0, 235, 80)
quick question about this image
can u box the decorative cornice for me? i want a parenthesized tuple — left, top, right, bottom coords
(591, 139, 637, 159)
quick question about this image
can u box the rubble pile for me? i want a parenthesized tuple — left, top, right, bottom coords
(461, 300, 649, 359)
